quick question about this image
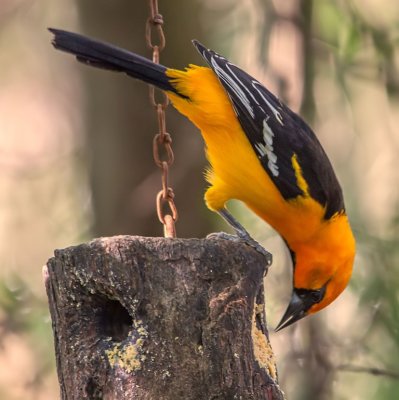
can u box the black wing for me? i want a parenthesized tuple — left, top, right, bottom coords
(192, 40, 344, 219)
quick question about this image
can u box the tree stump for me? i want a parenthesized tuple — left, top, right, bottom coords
(44, 236, 285, 400)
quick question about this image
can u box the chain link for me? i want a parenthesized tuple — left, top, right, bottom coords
(146, 0, 178, 238)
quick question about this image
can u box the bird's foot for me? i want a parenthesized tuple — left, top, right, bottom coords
(207, 231, 272, 266)
(207, 231, 238, 242)
(235, 231, 273, 265)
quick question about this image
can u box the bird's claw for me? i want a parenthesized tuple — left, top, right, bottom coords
(239, 233, 273, 265)
(207, 231, 272, 266)
(207, 231, 238, 242)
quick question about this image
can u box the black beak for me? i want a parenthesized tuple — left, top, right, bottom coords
(275, 292, 307, 332)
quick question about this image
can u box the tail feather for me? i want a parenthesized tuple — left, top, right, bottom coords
(49, 28, 178, 94)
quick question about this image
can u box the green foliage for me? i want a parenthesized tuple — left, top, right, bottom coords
(0, 276, 55, 391)
(315, 0, 348, 47)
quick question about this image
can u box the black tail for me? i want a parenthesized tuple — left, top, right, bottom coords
(49, 28, 178, 94)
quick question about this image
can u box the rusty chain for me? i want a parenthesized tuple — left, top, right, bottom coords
(146, 0, 178, 238)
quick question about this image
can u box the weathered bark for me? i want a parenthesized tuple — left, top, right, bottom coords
(45, 236, 284, 400)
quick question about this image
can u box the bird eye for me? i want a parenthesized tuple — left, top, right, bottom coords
(295, 286, 326, 307)
(310, 285, 327, 304)
(310, 290, 323, 303)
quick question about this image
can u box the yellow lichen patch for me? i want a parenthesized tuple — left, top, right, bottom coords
(105, 319, 148, 373)
(106, 343, 142, 373)
(254, 303, 264, 316)
(251, 303, 278, 381)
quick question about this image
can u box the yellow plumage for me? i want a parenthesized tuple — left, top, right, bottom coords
(167, 65, 355, 312)
(167, 67, 335, 237)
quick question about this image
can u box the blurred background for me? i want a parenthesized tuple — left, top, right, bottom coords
(1, 0, 399, 399)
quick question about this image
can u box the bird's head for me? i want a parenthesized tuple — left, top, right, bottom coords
(276, 216, 356, 331)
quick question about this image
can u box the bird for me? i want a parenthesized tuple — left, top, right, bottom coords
(49, 28, 356, 331)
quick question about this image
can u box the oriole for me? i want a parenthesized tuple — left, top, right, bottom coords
(49, 29, 356, 331)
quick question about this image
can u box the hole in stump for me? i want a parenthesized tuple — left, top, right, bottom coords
(98, 299, 133, 342)
(86, 377, 102, 399)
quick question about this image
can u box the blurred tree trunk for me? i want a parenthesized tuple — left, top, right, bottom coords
(297, 1, 334, 399)
(78, 0, 214, 238)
